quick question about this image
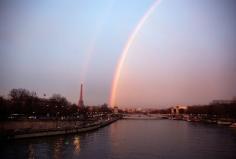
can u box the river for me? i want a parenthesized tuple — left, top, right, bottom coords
(1, 120, 236, 159)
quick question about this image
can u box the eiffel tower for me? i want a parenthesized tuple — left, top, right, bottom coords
(78, 84, 84, 107)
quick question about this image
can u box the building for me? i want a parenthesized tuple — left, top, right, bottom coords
(171, 105, 187, 115)
(78, 84, 84, 107)
(114, 106, 119, 114)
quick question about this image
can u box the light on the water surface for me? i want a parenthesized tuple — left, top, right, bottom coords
(73, 136, 81, 154)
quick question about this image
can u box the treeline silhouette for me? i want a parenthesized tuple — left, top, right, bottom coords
(150, 99, 236, 119)
(186, 100, 236, 118)
(0, 88, 111, 121)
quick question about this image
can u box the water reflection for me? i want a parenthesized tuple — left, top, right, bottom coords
(22, 135, 82, 158)
(73, 136, 81, 155)
(52, 137, 64, 159)
(28, 144, 35, 159)
(1, 120, 236, 159)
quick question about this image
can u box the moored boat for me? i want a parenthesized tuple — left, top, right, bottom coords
(229, 123, 236, 128)
(217, 121, 232, 125)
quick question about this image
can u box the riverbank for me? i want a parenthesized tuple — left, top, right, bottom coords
(0, 116, 120, 140)
(122, 113, 236, 128)
(164, 114, 236, 127)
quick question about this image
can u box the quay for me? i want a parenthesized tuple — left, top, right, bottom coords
(0, 116, 121, 140)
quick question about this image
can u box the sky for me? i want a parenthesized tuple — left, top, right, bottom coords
(0, 0, 236, 108)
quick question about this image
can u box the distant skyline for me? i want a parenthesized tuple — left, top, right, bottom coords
(1, 0, 236, 108)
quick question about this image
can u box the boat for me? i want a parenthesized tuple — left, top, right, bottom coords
(217, 121, 232, 125)
(229, 123, 236, 128)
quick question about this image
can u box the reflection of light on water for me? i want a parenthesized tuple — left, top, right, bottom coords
(28, 144, 35, 159)
(110, 122, 118, 138)
(53, 137, 64, 159)
(110, 122, 119, 147)
(73, 136, 81, 155)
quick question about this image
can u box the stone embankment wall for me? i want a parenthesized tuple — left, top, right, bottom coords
(0, 120, 82, 131)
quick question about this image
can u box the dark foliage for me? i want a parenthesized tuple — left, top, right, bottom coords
(186, 100, 236, 118)
(0, 88, 112, 120)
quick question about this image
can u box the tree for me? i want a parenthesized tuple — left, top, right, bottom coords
(9, 88, 37, 115)
(49, 94, 70, 117)
(9, 88, 36, 101)
(0, 96, 10, 120)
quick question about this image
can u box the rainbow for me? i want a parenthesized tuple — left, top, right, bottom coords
(80, 0, 115, 83)
(109, 0, 162, 107)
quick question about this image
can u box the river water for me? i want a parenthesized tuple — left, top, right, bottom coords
(1, 120, 236, 159)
